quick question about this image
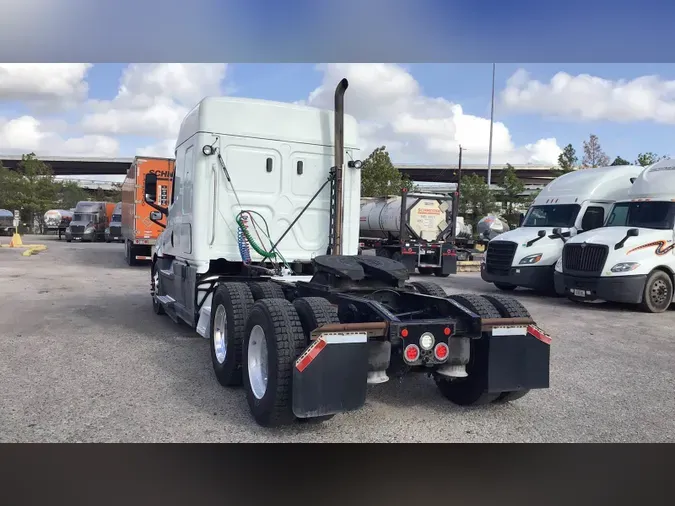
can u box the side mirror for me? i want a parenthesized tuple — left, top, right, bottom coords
(627, 228, 639, 237)
(552, 227, 561, 236)
(150, 211, 162, 221)
(537, 230, 546, 238)
(144, 172, 158, 204)
(518, 213, 525, 226)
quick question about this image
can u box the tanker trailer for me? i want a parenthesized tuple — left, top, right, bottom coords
(44, 209, 73, 236)
(359, 190, 458, 277)
(0, 209, 15, 236)
(476, 214, 510, 241)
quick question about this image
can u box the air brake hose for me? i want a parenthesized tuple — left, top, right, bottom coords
(236, 215, 277, 259)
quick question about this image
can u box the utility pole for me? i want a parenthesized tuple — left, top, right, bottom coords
(487, 63, 496, 187)
(453, 145, 466, 236)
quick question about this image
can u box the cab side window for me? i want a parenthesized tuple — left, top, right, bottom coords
(581, 206, 605, 231)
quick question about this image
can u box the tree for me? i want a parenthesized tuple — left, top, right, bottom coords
(611, 156, 630, 166)
(551, 144, 578, 176)
(581, 134, 610, 168)
(58, 181, 90, 209)
(635, 152, 664, 167)
(13, 154, 60, 232)
(497, 163, 526, 226)
(0, 163, 26, 212)
(458, 173, 497, 229)
(360, 146, 415, 197)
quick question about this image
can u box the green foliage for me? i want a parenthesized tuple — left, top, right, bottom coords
(497, 163, 526, 226)
(360, 146, 416, 197)
(551, 144, 578, 176)
(611, 156, 630, 166)
(635, 152, 664, 167)
(458, 173, 497, 229)
(58, 181, 90, 209)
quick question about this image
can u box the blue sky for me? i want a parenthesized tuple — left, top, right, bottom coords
(1, 62, 675, 181)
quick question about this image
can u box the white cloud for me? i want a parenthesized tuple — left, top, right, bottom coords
(137, 139, 176, 158)
(307, 64, 562, 165)
(0, 115, 119, 157)
(0, 63, 92, 108)
(501, 69, 675, 124)
(82, 63, 228, 139)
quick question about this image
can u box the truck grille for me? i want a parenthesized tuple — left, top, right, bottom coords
(109, 226, 122, 237)
(485, 241, 517, 275)
(70, 225, 84, 234)
(563, 243, 608, 275)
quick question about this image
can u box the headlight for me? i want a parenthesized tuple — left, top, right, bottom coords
(554, 257, 563, 273)
(610, 262, 640, 273)
(519, 253, 543, 265)
(85, 226, 95, 233)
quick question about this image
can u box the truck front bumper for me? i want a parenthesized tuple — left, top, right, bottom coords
(481, 264, 555, 291)
(554, 272, 647, 304)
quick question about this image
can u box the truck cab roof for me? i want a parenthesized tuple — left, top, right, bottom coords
(175, 96, 360, 151)
(533, 165, 644, 206)
(622, 158, 675, 201)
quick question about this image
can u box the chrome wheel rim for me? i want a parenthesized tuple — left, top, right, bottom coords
(248, 325, 268, 400)
(213, 305, 227, 364)
(152, 271, 160, 304)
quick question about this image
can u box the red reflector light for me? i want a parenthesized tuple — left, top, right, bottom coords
(443, 327, 451, 336)
(434, 343, 449, 361)
(404, 344, 420, 362)
(401, 328, 409, 338)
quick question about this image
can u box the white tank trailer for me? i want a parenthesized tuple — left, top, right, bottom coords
(43, 209, 74, 234)
(358, 190, 459, 277)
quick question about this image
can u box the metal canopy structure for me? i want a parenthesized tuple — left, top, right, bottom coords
(1, 155, 133, 176)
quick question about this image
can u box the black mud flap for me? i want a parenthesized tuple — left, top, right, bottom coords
(399, 245, 419, 273)
(441, 245, 458, 275)
(292, 333, 369, 419)
(486, 325, 551, 393)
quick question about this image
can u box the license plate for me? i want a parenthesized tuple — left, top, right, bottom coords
(572, 288, 585, 297)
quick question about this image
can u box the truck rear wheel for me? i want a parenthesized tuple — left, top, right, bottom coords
(418, 266, 434, 275)
(433, 267, 450, 278)
(210, 283, 254, 387)
(409, 280, 447, 297)
(292, 297, 340, 423)
(242, 299, 306, 427)
(125, 240, 137, 266)
(434, 294, 502, 406)
(640, 270, 673, 313)
(249, 281, 285, 301)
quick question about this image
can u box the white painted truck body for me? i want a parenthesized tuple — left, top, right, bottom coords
(481, 165, 644, 292)
(154, 96, 361, 275)
(554, 159, 675, 312)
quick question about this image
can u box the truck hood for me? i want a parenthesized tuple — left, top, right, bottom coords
(489, 227, 571, 266)
(566, 226, 667, 249)
(70, 220, 94, 227)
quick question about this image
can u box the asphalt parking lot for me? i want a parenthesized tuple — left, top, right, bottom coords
(1, 235, 674, 442)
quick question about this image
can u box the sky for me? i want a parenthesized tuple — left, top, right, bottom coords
(2, 62, 675, 183)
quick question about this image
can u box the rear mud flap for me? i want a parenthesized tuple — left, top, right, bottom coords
(292, 333, 369, 419)
(486, 325, 551, 393)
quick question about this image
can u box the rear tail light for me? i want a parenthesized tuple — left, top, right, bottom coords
(434, 343, 449, 361)
(403, 344, 420, 363)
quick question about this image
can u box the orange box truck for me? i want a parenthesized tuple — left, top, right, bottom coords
(121, 156, 175, 265)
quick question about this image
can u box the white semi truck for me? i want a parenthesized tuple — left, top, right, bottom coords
(555, 158, 675, 313)
(145, 79, 551, 427)
(481, 165, 644, 293)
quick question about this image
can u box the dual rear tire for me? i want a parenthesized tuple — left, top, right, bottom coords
(208, 282, 339, 427)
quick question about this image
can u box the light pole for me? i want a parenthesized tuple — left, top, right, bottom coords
(487, 63, 496, 187)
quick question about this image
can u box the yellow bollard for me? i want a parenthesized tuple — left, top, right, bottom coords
(9, 233, 23, 248)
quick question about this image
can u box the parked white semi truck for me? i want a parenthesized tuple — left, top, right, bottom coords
(146, 79, 551, 427)
(481, 165, 644, 293)
(555, 158, 675, 313)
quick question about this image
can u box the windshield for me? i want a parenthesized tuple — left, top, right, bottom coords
(522, 204, 581, 228)
(73, 213, 96, 222)
(111, 215, 122, 222)
(606, 201, 675, 230)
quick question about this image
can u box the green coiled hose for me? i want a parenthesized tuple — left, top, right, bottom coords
(236, 213, 277, 259)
